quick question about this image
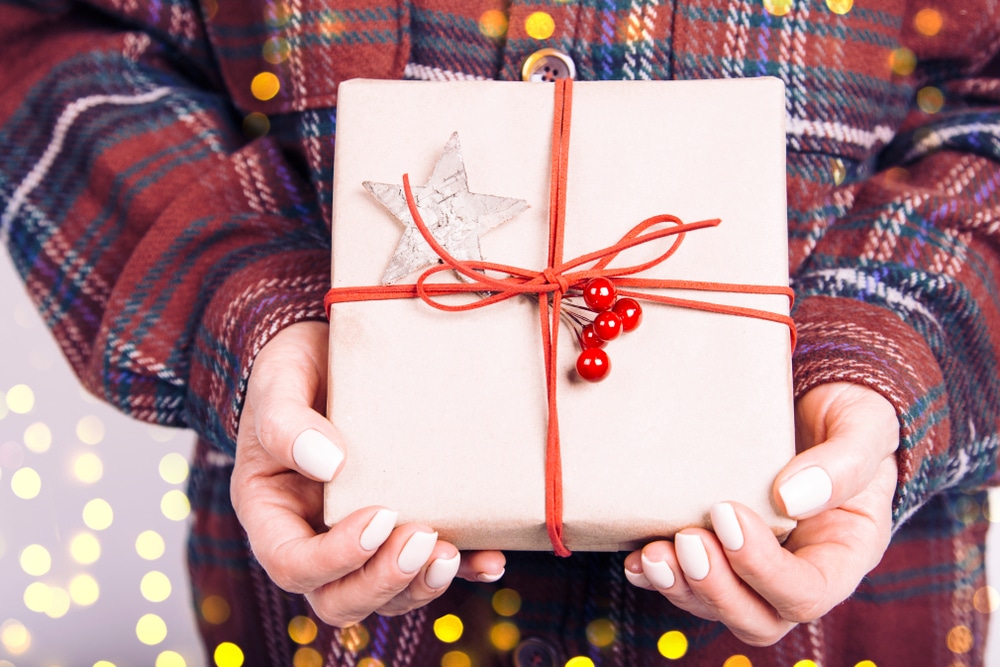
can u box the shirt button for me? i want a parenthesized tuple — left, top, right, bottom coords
(513, 637, 559, 667)
(521, 48, 576, 82)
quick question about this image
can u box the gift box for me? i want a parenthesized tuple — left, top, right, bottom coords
(325, 77, 795, 552)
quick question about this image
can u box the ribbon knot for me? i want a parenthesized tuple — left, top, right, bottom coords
(543, 268, 571, 295)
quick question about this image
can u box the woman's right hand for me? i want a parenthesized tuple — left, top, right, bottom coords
(230, 321, 506, 626)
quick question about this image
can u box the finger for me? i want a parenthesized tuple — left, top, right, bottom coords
(624, 542, 722, 623)
(456, 550, 507, 583)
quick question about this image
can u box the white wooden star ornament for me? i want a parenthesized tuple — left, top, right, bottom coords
(363, 132, 529, 285)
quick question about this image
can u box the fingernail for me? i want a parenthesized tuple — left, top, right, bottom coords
(640, 554, 675, 589)
(710, 502, 745, 551)
(675, 533, 710, 581)
(397, 531, 437, 574)
(624, 566, 654, 590)
(292, 429, 344, 482)
(778, 466, 833, 517)
(425, 553, 461, 589)
(476, 569, 505, 583)
(359, 509, 398, 551)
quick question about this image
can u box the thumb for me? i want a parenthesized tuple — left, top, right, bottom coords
(775, 382, 899, 519)
(244, 321, 346, 482)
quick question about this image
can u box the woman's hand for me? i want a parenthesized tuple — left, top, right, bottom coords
(624, 382, 899, 646)
(230, 321, 506, 626)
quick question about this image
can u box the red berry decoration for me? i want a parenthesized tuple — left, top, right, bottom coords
(582, 277, 617, 311)
(612, 297, 643, 332)
(593, 310, 623, 342)
(576, 348, 610, 382)
(578, 323, 606, 349)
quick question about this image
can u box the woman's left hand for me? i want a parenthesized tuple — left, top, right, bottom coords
(624, 382, 899, 646)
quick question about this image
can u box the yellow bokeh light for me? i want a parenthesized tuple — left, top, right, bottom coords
(23, 422, 52, 453)
(141, 571, 173, 603)
(214, 641, 245, 667)
(137, 613, 168, 646)
(83, 498, 114, 530)
(159, 452, 190, 485)
(492, 588, 522, 616)
(479, 9, 508, 40)
(148, 425, 177, 442)
(288, 615, 319, 644)
(76, 415, 105, 445)
(917, 86, 945, 114)
(566, 658, 595, 667)
(94, 662, 117, 667)
(586, 618, 616, 647)
(489, 621, 520, 651)
(12, 466, 42, 499)
(263, 37, 291, 64)
(433, 614, 463, 643)
(913, 8, 943, 36)
(136, 530, 166, 560)
(20, 543, 51, 576)
(161, 489, 191, 521)
(793, 661, 819, 667)
(341, 623, 370, 652)
(763, 0, 793, 17)
(441, 651, 472, 667)
(825, 0, 852, 14)
(265, 1, 290, 28)
(657, 630, 688, 659)
(156, 651, 187, 667)
(24, 581, 53, 613)
(251, 72, 281, 101)
(1, 619, 31, 655)
(74, 452, 104, 484)
(889, 47, 917, 76)
(69, 574, 100, 606)
(525, 11, 555, 40)
(45, 586, 71, 619)
(974, 585, 1000, 613)
(830, 158, 847, 186)
(855, 661, 877, 667)
(293, 647, 323, 667)
(724, 656, 752, 667)
(70, 532, 102, 565)
(201, 595, 232, 625)
(947, 625, 973, 654)
(357, 659, 385, 667)
(6, 384, 35, 414)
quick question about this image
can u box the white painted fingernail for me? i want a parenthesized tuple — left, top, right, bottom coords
(640, 554, 675, 589)
(397, 531, 437, 574)
(359, 509, 398, 551)
(624, 567, 654, 590)
(476, 569, 505, 583)
(710, 503, 745, 551)
(292, 429, 344, 482)
(778, 466, 833, 517)
(675, 533, 710, 581)
(425, 553, 461, 589)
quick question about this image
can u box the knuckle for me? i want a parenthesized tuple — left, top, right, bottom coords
(778, 598, 828, 624)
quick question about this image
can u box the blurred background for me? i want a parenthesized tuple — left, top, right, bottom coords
(2, 245, 1000, 667)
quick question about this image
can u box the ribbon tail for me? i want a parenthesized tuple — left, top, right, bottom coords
(541, 292, 571, 557)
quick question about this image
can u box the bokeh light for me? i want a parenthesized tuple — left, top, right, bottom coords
(11, 466, 42, 499)
(913, 8, 943, 36)
(793, 661, 819, 667)
(492, 588, 521, 616)
(137, 613, 168, 645)
(141, 570, 173, 603)
(441, 651, 472, 667)
(479, 9, 508, 40)
(288, 615, 319, 644)
(525, 11, 555, 40)
(830, 158, 847, 186)
(148, 425, 177, 442)
(24, 581, 53, 612)
(318, 10, 347, 38)
(161, 489, 191, 521)
(855, 661, 877, 667)
(201, 594, 232, 625)
(724, 656, 752, 667)
(341, 623, 370, 652)
(0, 619, 31, 655)
(293, 647, 323, 667)
(586, 618, 616, 647)
(76, 415, 105, 444)
(763, 0, 792, 17)
(357, 659, 385, 667)
(83, 497, 114, 530)
(74, 451, 104, 483)
(44, 586, 71, 619)
(917, 86, 945, 114)
(263, 37, 291, 64)
(159, 452, 190, 485)
(947, 625, 973, 654)
(136, 530, 166, 560)
(69, 573, 100, 606)
(489, 621, 520, 651)
(6, 384, 35, 414)
(825, 0, 852, 13)
(20, 543, 51, 575)
(566, 658, 595, 667)
(974, 585, 1000, 613)
(70, 532, 102, 565)
(243, 112, 271, 139)
(94, 661, 116, 667)
(156, 651, 188, 667)
(433, 614, 463, 643)
(657, 630, 688, 659)
(889, 47, 917, 76)
(214, 641, 245, 667)
(23, 422, 52, 453)
(251, 72, 281, 101)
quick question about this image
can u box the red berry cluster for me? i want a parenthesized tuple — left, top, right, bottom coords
(574, 277, 642, 382)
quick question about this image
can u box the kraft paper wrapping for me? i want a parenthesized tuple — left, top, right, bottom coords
(325, 77, 796, 551)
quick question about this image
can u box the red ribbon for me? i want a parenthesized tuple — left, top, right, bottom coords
(325, 78, 796, 556)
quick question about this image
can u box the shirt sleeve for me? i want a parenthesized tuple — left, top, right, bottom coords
(0, 2, 330, 457)
(790, 8, 1000, 526)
